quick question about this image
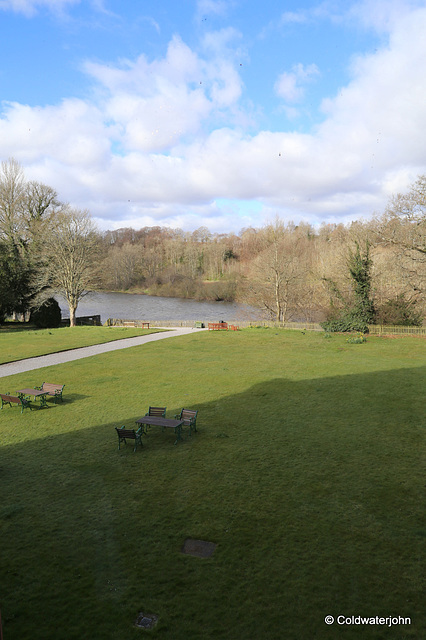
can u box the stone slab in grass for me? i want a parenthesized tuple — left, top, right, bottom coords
(135, 612, 158, 629)
(181, 538, 217, 558)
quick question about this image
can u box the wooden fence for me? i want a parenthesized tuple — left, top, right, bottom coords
(105, 318, 324, 330)
(105, 318, 424, 335)
(367, 324, 426, 336)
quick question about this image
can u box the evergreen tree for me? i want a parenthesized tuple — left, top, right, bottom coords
(321, 241, 375, 332)
(0, 242, 32, 322)
(347, 241, 375, 327)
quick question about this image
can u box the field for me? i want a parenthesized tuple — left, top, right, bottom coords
(0, 325, 165, 365)
(0, 328, 424, 639)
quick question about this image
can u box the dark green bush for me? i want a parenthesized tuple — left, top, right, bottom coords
(30, 298, 62, 328)
(320, 307, 371, 333)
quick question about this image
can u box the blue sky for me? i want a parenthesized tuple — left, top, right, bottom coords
(1, 0, 426, 233)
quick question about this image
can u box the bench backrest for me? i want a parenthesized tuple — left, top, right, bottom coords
(41, 383, 64, 393)
(116, 427, 137, 439)
(147, 406, 166, 417)
(181, 409, 198, 422)
(1, 393, 21, 405)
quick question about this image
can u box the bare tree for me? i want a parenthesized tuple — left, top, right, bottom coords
(100, 243, 144, 290)
(40, 207, 100, 326)
(23, 181, 61, 234)
(243, 220, 312, 322)
(375, 175, 426, 294)
(0, 157, 26, 246)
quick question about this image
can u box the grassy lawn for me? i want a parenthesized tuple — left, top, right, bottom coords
(0, 329, 424, 639)
(0, 325, 165, 364)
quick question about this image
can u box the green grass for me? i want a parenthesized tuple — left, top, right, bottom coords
(0, 325, 164, 364)
(0, 329, 424, 639)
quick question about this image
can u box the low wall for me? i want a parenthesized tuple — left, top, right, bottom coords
(61, 315, 102, 326)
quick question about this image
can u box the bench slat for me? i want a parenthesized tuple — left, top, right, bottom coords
(1, 393, 32, 413)
(37, 382, 65, 403)
(115, 426, 143, 451)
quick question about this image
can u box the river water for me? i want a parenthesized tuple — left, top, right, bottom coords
(57, 291, 263, 324)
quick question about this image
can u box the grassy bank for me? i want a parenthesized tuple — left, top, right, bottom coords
(0, 325, 164, 365)
(0, 329, 424, 639)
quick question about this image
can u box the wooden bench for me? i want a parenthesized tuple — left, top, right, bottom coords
(123, 321, 149, 328)
(1, 393, 32, 414)
(35, 382, 65, 403)
(175, 408, 198, 435)
(115, 426, 143, 451)
(208, 322, 228, 330)
(143, 406, 166, 433)
(145, 406, 166, 417)
(229, 325, 240, 331)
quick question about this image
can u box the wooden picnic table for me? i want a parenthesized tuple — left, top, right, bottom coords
(16, 388, 49, 408)
(135, 415, 183, 444)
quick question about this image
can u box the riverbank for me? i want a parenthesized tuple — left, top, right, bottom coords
(107, 276, 238, 303)
(56, 291, 263, 325)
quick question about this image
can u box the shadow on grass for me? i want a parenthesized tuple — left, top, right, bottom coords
(59, 393, 90, 403)
(0, 365, 424, 640)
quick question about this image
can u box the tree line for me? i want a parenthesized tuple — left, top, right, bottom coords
(0, 158, 425, 328)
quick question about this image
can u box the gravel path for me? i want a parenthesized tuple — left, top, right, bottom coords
(0, 327, 207, 378)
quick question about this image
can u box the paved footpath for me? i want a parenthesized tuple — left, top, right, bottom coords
(0, 327, 207, 379)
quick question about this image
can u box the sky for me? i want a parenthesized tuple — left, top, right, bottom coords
(1, 0, 426, 234)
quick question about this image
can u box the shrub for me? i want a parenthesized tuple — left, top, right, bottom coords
(375, 294, 423, 327)
(30, 297, 62, 328)
(321, 310, 370, 333)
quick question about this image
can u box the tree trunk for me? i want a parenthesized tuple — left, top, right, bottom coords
(274, 274, 282, 322)
(69, 304, 77, 327)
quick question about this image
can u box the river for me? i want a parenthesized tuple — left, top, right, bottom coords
(57, 291, 263, 325)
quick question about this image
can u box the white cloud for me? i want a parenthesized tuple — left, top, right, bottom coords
(277, 2, 345, 29)
(84, 34, 243, 152)
(3, 4, 426, 232)
(347, 0, 426, 33)
(0, 0, 79, 17)
(0, 99, 112, 166)
(279, 10, 308, 25)
(274, 63, 320, 103)
(196, 0, 229, 20)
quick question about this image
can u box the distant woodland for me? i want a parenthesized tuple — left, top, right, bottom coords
(1, 158, 425, 327)
(97, 214, 425, 327)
